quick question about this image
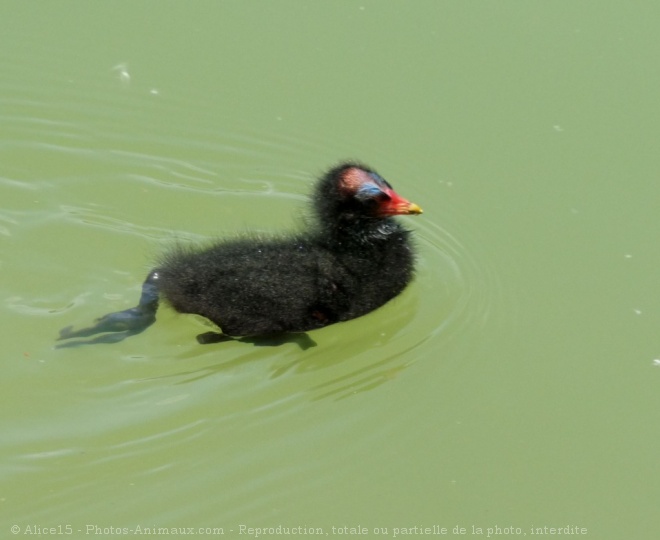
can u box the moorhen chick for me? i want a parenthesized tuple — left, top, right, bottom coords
(57, 162, 422, 346)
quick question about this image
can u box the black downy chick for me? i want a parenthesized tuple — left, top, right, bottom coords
(57, 162, 422, 346)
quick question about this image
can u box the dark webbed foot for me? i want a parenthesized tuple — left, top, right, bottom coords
(56, 271, 160, 348)
(241, 333, 317, 350)
(196, 331, 316, 350)
(196, 331, 234, 345)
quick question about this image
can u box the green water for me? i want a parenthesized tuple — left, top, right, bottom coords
(2, 2, 659, 539)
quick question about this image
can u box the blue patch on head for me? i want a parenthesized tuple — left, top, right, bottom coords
(355, 183, 385, 201)
(368, 171, 392, 189)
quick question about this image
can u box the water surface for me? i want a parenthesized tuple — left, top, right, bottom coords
(2, 3, 659, 539)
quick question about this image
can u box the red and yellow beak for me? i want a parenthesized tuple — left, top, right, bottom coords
(378, 189, 423, 216)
